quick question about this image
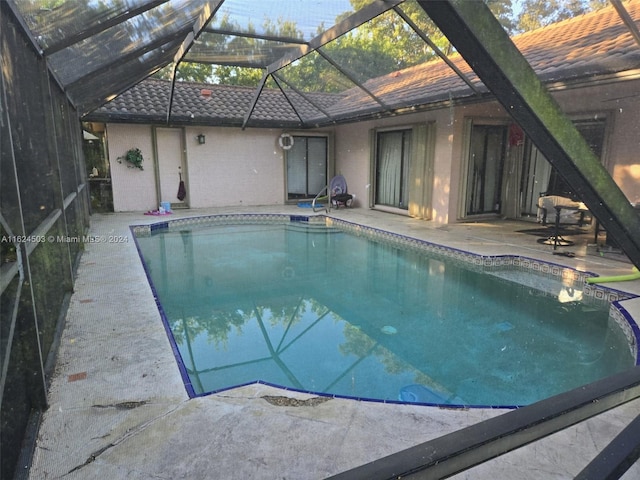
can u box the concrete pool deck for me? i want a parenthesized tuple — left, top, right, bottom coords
(26, 206, 640, 479)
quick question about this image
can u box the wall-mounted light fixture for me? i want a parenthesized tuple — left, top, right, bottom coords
(197, 134, 206, 145)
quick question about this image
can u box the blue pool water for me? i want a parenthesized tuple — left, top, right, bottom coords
(134, 218, 635, 407)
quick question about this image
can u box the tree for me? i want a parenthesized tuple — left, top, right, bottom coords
(515, 0, 608, 32)
(213, 16, 304, 86)
(487, 0, 517, 33)
(154, 0, 609, 90)
(273, 0, 518, 91)
(277, 0, 460, 92)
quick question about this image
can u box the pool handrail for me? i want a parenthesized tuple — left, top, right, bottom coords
(312, 185, 329, 213)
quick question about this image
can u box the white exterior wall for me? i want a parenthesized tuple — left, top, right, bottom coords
(106, 124, 285, 211)
(105, 78, 640, 221)
(552, 80, 640, 205)
(333, 109, 460, 224)
(332, 79, 640, 224)
(431, 113, 456, 224)
(107, 124, 156, 212)
(332, 122, 369, 209)
(183, 126, 283, 208)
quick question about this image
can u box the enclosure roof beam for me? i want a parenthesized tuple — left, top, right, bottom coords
(43, 0, 170, 56)
(241, 0, 401, 129)
(242, 0, 404, 129)
(316, 47, 388, 109)
(172, 0, 224, 65)
(271, 76, 305, 126)
(393, 5, 481, 95)
(245, 0, 402, 124)
(417, 0, 640, 268)
(3, 0, 44, 54)
(201, 27, 308, 46)
(272, 72, 337, 124)
(610, 0, 640, 47)
(241, 72, 269, 129)
(65, 26, 190, 91)
(167, 0, 225, 124)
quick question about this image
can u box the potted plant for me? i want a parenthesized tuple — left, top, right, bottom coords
(117, 148, 144, 170)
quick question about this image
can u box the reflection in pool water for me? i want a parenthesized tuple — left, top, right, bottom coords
(135, 220, 635, 407)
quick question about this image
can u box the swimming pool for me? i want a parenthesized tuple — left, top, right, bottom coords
(133, 214, 639, 408)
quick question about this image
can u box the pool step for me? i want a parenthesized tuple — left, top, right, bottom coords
(285, 222, 342, 234)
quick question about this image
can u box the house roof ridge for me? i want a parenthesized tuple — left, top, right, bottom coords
(141, 77, 344, 99)
(513, 0, 637, 39)
(142, 77, 262, 92)
(176, 80, 261, 92)
(375, 0, 639, 80)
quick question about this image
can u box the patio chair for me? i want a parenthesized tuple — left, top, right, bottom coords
(537, 194, 590, 249)
(537, 194, 588, 226)
(330, 174, 353, 208)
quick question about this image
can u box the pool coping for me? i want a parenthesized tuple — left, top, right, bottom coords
(130, 213, 640, 410)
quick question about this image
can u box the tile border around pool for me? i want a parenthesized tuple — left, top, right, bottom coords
(325, 218, 636, 296)
(131, 213, 640, 379)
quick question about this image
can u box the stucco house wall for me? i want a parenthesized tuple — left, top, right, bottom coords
(552, 79, 640, 205)
(107, 124, 287, 211)
(105, 77, 640, 222)
(107, 124, 156, 212)
(183, 126, 284, 208)
(330, 77, 640, 224)
(92, 2, 640, 223)
(332, 109, 455, 223)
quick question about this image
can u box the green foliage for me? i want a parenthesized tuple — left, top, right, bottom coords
(214, 66, 264, 87)
(175, 62, 215, 83)
(515, 0, 609, 32)
(117, 148, 144, 171)
(154, 62, 214, 83)
(486, 0, 517, 33)
(205, 0, 519, 91)
(152, 0, 608, 92)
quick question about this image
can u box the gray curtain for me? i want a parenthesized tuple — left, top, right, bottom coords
(377, 131, 410, 207)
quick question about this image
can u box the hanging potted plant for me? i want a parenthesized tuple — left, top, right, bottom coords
(117, 148, 144, 170)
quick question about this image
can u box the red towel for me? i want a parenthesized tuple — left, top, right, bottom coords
(177, 173, 186, 201)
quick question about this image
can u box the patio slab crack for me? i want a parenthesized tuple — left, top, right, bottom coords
(65, 401, 184, 476)
(91, 400, 148, 410)
(66, 443, 115, 475)
(261, 395, 332, 407)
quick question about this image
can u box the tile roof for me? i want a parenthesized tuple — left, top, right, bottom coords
(513, 1, 640, 81)
(86, 0, 640, 127)
(88, 80, 342, 128)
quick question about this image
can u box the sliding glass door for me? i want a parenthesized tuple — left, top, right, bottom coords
(466, 124, 506, 215)
(375, 129, 412, 209)
(519, 119, 606, 216)
(286, 136, 327, 200)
